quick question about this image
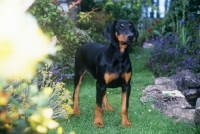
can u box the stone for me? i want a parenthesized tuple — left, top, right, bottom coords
(155, 77, 177, 90)
(169, 70, 200, 106)
(194, 107, 200, 126)
(140, 76, 195, 122)
(143, 42, 154, 48)
(196, 98, 200, 109)
(170, 70, 200, 91)
(162, 90, 185, 98)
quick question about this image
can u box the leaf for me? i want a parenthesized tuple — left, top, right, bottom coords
(24, 108, 35, 115)
(52, 12, 57, 16)
(162, 25, 166, 34)
(44, 7, 48, 12)
(70, 36, 74, 41)
(153, 30, 160, 36)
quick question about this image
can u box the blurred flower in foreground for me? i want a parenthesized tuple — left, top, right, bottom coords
(29, 108, 59, 133)
(0, 0, 55, 80)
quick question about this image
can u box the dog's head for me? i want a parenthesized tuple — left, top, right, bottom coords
(102, 20, 139, 44)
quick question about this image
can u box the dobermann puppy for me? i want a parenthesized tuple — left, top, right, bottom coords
(73, 20, 139, 127)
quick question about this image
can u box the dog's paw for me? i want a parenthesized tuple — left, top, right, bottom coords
(73, 109, 80, 116)
(94, 118, 104, 128)
(122, 120, 132, 127)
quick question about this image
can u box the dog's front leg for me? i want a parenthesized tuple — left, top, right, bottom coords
(94, 82, 106, 127)
(121, 85, 131, 127)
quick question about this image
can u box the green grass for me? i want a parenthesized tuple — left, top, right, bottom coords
(49, 48, 200, 134)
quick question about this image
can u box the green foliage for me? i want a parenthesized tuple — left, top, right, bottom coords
(80, 0, 95, 12)
(77, 0, 142, 44)
(28, 0, 92, 81)
(77, 10, 114, 44)
(97, 0, 142, 24)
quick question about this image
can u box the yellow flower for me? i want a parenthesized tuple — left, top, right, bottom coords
(30, 113, 42, 123)
(4, 124, 12, 130)
(43, 87, 53, 96)
(10, 104, 16, 111)
(62, 104, 73, 115)
(69, 131, 75, 134)
(68, 99, 73, 105)
(55, 82, 64, 90)
(36, 125, 47, 134)
(45, 119, 59, 129)
(0, 91, 10, 106)
(60, 96, 66, 101)
(41, 108, 53, 118)
(21, 115, 25, 119)
(57, 126, 63, 134)
(20, 93, 26, 100)
(10, 112, 19, 119)
(29, 108, 59, 133)
(0, 0, 55, 80)
(65, 90, 70, 95)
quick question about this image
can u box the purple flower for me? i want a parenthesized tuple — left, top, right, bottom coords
(163, 65, 168, 69)
(180, 19, 185, 26)
(189, 14, 194, 19)
(196, 26, 200, 30)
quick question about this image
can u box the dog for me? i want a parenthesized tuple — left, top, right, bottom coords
(73, 20, 139, 127)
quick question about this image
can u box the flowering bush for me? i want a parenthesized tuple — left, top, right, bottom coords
(29, 0, 91, 82)
(146, 15, 200, 77)
(2, 64, 73, 133)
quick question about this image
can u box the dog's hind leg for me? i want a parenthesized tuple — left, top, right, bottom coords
(73, 69, 87, 115)
(102, 91, 114, 111)
(94, 82, 106, 127)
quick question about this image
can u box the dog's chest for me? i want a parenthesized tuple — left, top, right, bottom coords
(103, 63, 131, 86)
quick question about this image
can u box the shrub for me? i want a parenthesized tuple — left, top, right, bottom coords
(146, 0, 200, 77)
(77, 10, 114, 44)
(29, 0, 92, 82)
(1, 64, 73, 133)
(96, 0, 142, 24)
(146, 25, 200, 77)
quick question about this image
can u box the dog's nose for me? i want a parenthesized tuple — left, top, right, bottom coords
(127, 34, 134, 40)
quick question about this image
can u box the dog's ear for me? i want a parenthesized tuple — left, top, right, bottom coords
(129, 22, 139, 42)
(133, 27, 139, 42)
(102, 21, 116, 42)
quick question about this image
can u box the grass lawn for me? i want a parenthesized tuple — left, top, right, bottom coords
(49, 47, 200, 134)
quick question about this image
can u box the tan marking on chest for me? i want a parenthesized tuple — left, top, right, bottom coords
(122, 72, 131, 83)
(104, 73, 118, 84)
(119, 43, 127, 52)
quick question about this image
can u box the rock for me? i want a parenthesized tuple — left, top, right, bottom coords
(170, 70, 200, 91)
(162, 90, 185, 98)
(155, 77, 177, 90)
(143, 42, 154, 48)
(195, 98, 200, 126)
(194, 107, 200, 126)
(169, 70, 200, 106)
(196, 98, 200, 108)
(183, 89, 199, 106)
(140, 77, 195, 122)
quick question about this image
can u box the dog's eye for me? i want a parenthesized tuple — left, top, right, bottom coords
(129, 24, 133, 28)
(119, 24, 124, 29)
